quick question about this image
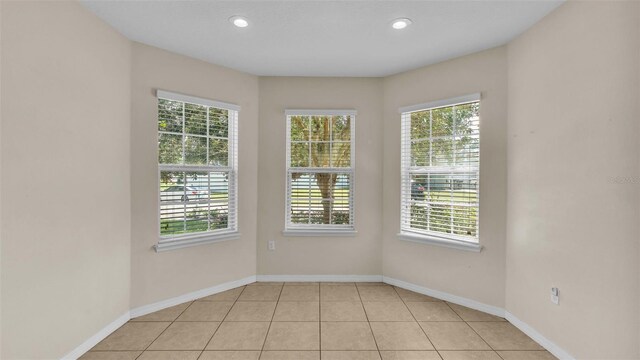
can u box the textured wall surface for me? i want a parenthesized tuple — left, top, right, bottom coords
(506, 2, 640, 358)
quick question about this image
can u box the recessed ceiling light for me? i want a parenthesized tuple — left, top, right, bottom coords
(229, 16, 249, 28)
(391, 18, 412, 30)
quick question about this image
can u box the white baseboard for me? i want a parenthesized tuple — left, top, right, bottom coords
(505, 311, 575, 360)
(383, 276, 574, 360)
(61, 311, 130, 360)
(383, 276, 505, 318)
(256, 274, 383, 283)
(64, 274, 573, 360)
(130, 275, 256, 318)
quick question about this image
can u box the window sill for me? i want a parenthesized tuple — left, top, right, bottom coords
(155, 231, 240, 252)
(282, 229, 357, 237)
(397, 232, 482, 252)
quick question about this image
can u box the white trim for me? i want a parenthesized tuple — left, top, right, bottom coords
(505, 311, 575, 360)
(66, 274, 574, 360)
(285, 111, 356, 231)
(282, 229, 357, 237)
(398, 93, 481, 114)
(61, 312, 130, 360)
(399, 96, 481, 246)
(156, 89, 240, 111)
(285, 109, 357, 116)
(155, 231, 241, 252)
(384, 276, 575, 360)
(157, 95, 239, 250)
(383, 276, 504, 317)
(130, 275, 256, 318)
(257, 274, 383, 283)
(398, 232, 482, 252)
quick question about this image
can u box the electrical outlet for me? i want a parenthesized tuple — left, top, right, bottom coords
(268, 240, 276, 251)
(551, 287, 559, 305)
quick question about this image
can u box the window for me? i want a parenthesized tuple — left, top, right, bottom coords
(156, 90, 239, 251)
(399, 94, 481, 251)
(285, 110, 356, 235)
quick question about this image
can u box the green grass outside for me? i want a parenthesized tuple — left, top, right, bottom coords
(160, 187, 478, 236)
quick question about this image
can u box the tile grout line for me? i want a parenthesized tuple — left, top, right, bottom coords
(391, 285, 439, 358)
(133, 298, 198, 360)
(443, 301, 501, 357)
(197, 285, 249, 359)
(90, 283, 554, 359)
(318, 283, 322, 360)
(354, 283, 382, 359)
(258, 283, 285, 358)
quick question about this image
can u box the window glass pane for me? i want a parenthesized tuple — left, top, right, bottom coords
(160, 171, 187, 235)
(209, 171, 230, 230)
(159, 133, 183, 164)
(209, 108, 229, 137)
(185, 136, 207, 165)
(158, 99, 183, 133)
(209, 138, 228, 166)
(183, 172, 210, 233)
(185, 103, 207, 136)
(431, 106, 454, 137)
(428, 203, 451, 233)
(291, 142, 309, 167)
(410, 174, 428, 202)
(290, 116, 309, 141)
(411, 140, 430, 167)
(331, 142, 351, 167)
(290, 173, 313, 224)
(289, 172, 351, 225)
(332, 116, 350, 141)
(453, 206, 477, 237)
(310, 173, 334, 225)
(455, 135, 479, 167)
(310, 116, 330, 141)
(331, 174, 351, 225)
(431, 138, 454, 166)
(311, 142, 331, 167)
(410, 111, 430, 139)
(454, 103, 478, 136)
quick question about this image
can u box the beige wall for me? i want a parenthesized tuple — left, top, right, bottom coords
(506, 1, 640, 358)
(0, 1, 132, 359)
(257, 77, 383, 275)
(130, 43, 259, 308)
(382, 47, 508, 308)
(2, 1, 639, 358)
(0, 1, 3, 356)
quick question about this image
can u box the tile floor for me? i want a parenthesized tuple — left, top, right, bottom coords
(82, 282, 556, 360)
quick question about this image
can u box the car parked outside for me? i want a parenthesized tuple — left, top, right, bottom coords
(411, 181, 425, 200)
(161, 185, 208, 202)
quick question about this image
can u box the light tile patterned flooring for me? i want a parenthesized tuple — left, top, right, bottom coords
(82, 282, 557, 360)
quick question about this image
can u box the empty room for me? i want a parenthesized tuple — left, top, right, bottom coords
(0, 0, 638, 359)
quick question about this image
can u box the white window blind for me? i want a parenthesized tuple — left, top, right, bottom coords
(156, 90, 239, 250)
(285, 110, 356, 233)
(400, 95, 480, 245)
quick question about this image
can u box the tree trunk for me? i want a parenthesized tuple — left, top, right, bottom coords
(316, 173, 337, 224)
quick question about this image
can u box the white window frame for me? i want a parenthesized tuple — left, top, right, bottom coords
(155, 90, 240, 252)
(398, 94, 482, 252)
(284, 109, 357, 237)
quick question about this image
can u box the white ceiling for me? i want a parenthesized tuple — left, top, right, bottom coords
(81, 1, 563, 77)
